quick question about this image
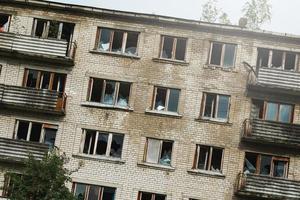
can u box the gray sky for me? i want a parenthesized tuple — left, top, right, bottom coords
(51, 0, 300, 35)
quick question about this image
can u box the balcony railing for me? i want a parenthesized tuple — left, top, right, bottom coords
(0, 84, 67, 115)
(0, 137, 48, 163)
(236, 173, 300, 199)
(248, 66, 300, 92)
(242, 118, 300, 148)
(0, 32, 76, 66)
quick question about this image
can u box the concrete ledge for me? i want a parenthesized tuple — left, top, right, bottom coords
(90, 50, 140, 59)
(73, 154, 126, 164)
(137, 162, 175, 172)
(145, 109, 182, 118)
(152, 58, 189, 66)
(187, 169, 225, 179)
(81, 102, 134, 112)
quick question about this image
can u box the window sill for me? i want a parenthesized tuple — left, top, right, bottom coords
(187, 169, 225, 179)
(195, 118, 232, 126)
(73, 154, 126, 164)
(203, 64, 238, 73)
(152, 58, 189, 66)
(145, 109, 182, 118)
(81, 102, 134, 112)
(90, 50, 141, 59)
(137, 162, 175, 172)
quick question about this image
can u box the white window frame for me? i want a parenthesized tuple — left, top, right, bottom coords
(32, 18, 64, 39)
(160, 35, 187, 61)
(201, 93, 230, 121)
(144, 138, 173, 166)
(0, 14, 11, 32)
(208, 42, 237, 67)
(152, 86, 180, 113)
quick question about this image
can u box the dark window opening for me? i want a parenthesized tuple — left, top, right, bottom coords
(110, 134, 124, 158)
(29, 123, 42, 142)
(202, 93, 230, 120)
(90, 78, 103, 102)
(251, 99, 264, 119)
(175, 38, 187, 60)
(285, 53, 296, 70)
(99, 29, 112, 51)
(161, 36, 174, 59)
(117, 82, 130, 107)
(244, 152, 258, 174)
(159, 141, 173, 166)
(210, 42, 236, 67)
(34, 19, 47, 37)
(145, 138, 173, 166)
(83, 130, 96, 154)
(111, 30, 124, 53)
(16, 121, 29, 140)
(197, 145, 209, 170)
(48, 21, 60, 39)
(160, 36, 187, 61)
(272, 50, 283, 68)
(96, 133, 108, 155)
(154, 88, 167, 111)
(210, 43, 222, 65)
(40, 72, 51, 90)
(257, 48, 270, 67)
(52, 74, 66, 92)
(125, 32, 138, 55)
(44, 128, 56, 148)
(73, 183, 115, 200)
(153, 87, 180, 112)
(26, 70, 39, 88)
(103, 81, 116, 105)
(0, 14, 10, 32)
(139, 192, 166, 200)
(195, 145, 224, 173)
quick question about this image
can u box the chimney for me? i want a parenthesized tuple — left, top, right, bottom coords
(238, 18, 247, 28)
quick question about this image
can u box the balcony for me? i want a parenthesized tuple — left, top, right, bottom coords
(0, 84, 67, 115)
(247, 66, 300, 97)
(0, 137, 48, 163)
(236, 173, 300, 199)
(242, 118, 300, 149)
(0, 32, 76, 66)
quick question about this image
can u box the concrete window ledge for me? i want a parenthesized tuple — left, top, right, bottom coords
(203, 64, 238, 73)
(90, 50, 141, 59)
(145, 109, 182, 118)
(187, 169, 225, 179)
(81, 102, 134, 112)
(73, 154, 126, 164)
(137, 162, 175, 172)
(152, 57, 189, 66)
(195, 118, 232, 126)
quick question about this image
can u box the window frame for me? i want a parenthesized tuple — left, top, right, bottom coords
(0, 13, 11, 32)
(72, 182, 116, 200)
(23, 68, 66, 93)
(87, 77, 132, 108)
(200, 93, 231, 121)
(193, 145, 224, 173)
(14, 120, 58, 145)
(95, 27, 140, 55)
(80, 129, 124, 159)
(151, 86, 180, 113)
(159, 35, 188, 61)
(243, 152, 289, 178)
(257, 48, 299, 71)
(208, 41, 237, 68)
(138, 191, 166, 200)
(144, 137, 173, 166)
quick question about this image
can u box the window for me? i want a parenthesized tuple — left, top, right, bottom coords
(88, 77, 131, 108)
(14, 120, 57, 148)
(138, 191, 166, 200)
(2, 173, 23, 198)
(80, 129, 124, 158)
(257, 48, 298, 71)
(160, 35, 187, 61)
(201, 93, 230, 120)
(244, 152, 289, 178)
(251, 99, 294, 123)
(32, 18, 75, 42)
(0, 14, 10, 32)
(95, 28, 139, 55)
(144, 138, 173, 166)
(152, 87, 180, 113)
(73, 182, 115, 200)
(209, 42, 236, 67)
(23, 69, 66, 93)
(193, 145, 224, 173)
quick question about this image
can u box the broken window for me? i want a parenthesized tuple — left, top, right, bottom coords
(243, 152, 289, 178)
(15, 120, 57, 147)
(96, 28, 139, 55)
(138, 191, 166, 200)
(251, 99, 294, 123)
(160, 35, 187, 61)
(0, 14, 10, 32)
(81, 129, 124, 158)
(32, 18, 74, 43)
(88, 77, 131, 108)
(23, 69, 66, 93)
(73, 182, 116, 200)
(257, 48, 298, 71)
(145, 138, 173, 166)
(193, 145, 224, 173)
(201, 93, 230, 120)
(152, 87, 180, 112)
(209, 42, 236, 67)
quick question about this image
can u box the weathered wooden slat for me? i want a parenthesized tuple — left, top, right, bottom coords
(0, 137, 48, 163)
(0, 32, 68, 58)
(237, 174, 300, 199)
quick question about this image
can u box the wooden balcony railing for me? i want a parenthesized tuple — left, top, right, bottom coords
(0, 32, 76, 66)
(236, 173, 300, 199)
(242, 118, 300, 148)
(0, 137, 48, 163)
(0, 84, 67, 115)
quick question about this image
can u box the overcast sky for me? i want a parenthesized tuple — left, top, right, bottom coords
(51, 0, 300, 35)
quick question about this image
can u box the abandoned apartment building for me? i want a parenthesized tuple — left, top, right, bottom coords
(1, 0, 300, 200)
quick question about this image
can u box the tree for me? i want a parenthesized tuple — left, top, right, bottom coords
(219, 12, 231, 25)
(242, 0, 272, 30)
(9, 150, 76, 200)
(201, 0, 219, 23)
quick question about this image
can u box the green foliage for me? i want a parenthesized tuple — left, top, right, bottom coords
(219, 12, 231, 25)
(9, 150, 76, 200)
(242, 0, 272, 30)
(201, 0, 231, 24)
